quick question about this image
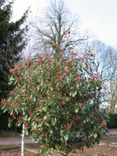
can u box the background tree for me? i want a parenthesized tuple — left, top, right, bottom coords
(31, 0, 88, 60)
(91, 40, 117, 113)
(0, 0, 28, 101)
(103, 47, 117, 113)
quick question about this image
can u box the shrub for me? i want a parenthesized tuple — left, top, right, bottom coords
(1, 51, 108, 155)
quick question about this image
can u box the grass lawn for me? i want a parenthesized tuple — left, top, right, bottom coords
(0, 130, 20, 137)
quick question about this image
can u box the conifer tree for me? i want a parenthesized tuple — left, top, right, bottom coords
(0, 0, 28, 100)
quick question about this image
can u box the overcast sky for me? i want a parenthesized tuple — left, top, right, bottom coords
(12, 0, 117, 48)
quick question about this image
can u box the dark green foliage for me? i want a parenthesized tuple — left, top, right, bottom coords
(0, 112, 21, 132)
(0, 0, 28, 100)
(107, 113, 117, 128)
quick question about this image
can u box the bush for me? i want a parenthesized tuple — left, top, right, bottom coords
(107, 113, 117, 128)
(1, 51, 108, 155)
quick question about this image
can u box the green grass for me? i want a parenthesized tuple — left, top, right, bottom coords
(0, 144, 36, 151)
(0, 130, 20, 137)
(0, 144, 20, 150)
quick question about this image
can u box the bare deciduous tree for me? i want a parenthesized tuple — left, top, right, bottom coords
(31, 0, 88, 60)
(92, 40, 117, 112)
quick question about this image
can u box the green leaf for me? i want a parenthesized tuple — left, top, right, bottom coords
(76, 131, 80, 138)
(42, 106, 47, 112)
(66, 76, 70, 83)
(79, 91, 82, 96)
(51, 118, 57, 126)
(94, 133, 97, 138)
(64, 133, 69, 141)
(75, 108, 79, 113)
(70, 91, 77, 97)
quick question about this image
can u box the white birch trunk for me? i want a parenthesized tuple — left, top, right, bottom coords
(21, 111, 25, 156)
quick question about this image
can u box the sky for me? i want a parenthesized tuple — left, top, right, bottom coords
(12, 0, 117, 48)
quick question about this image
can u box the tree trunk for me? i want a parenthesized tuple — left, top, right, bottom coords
(21, 111, 25, 156)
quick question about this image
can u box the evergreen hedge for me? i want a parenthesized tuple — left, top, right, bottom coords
(107, 113, 117, 128)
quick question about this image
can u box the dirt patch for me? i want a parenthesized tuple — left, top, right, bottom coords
(0, 149, 35, 156)
(0, 144, 117, 156)
(69, 144, 117, 156)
